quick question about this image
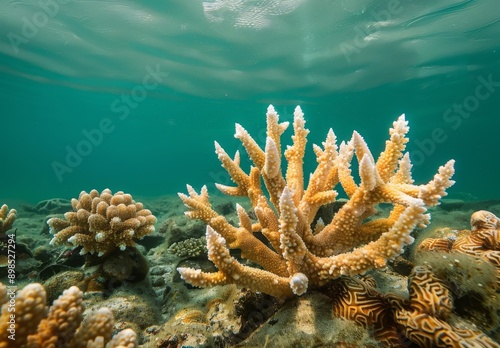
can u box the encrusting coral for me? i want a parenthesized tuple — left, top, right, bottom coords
(328, 267, 499, 347)
(0, 282, 137, 348)
(328, 275, 402, 346)
(0, 204, 16, 234)
(48, 189, 157, 257)
(389, 266, 499, 347)
(177, 105, 455, 298)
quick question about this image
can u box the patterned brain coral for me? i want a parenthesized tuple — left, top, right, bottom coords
(328, 276, 402, 346)
(389, 266, 499, 347)
(177, 105, 455, 298)
(329, 267, 499, 347)
(48, 189, 157, 257)
(419, 210, 500, 287)
(0, 282, 137, 348)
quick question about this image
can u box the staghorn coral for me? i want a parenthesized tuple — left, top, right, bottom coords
(48, 189, 157, 257)
(177, 105, 455, 298)
(0, 204, 16, 234)
(0, 282, 137, 348)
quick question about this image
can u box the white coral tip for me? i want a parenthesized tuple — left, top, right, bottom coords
(290, 273, 308, 296)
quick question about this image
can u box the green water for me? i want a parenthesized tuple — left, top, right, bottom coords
(1, 0, 500, 204)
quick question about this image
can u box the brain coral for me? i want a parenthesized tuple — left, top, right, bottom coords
(48, 189, 157, 257)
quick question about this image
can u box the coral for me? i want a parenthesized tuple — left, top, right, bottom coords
(328, 268, 498, 347)
(418, 210, 500, 286)
(328, 276, 403, 346)
(168, 236, 208, 258)
(0, 204, 16, 234)
(100, 329, 138, 348)
(0, 282, 137, 347)
(177, 105, 455, 298)
(0, 283, 6, 307)
(71, 308, 114, 348)
(417, 210, 500, 336)
(48, 189, 157, 257)
(0, 283, 47, 347)
(28, 285, 84, 347)
(389, 266, 499, 347)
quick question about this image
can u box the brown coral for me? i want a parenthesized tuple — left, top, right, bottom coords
(328, 267, 498, 347)
(328, 276, 403, 346)
(48, 189, 157, 257)
(178, 105, 455, 298)
(0, 282, 137, 348)
(389, 266, 498, 347)
(419, 210, 500, 286)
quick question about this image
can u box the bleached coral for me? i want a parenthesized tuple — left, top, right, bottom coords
(48, 189, 157, 257)
(177, 105, 455, 298)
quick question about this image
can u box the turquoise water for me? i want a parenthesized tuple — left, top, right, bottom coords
(1, 0, 500, 204)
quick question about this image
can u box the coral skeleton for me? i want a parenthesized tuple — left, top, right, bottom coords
(178, 105, 455, 298)
(48, 189, 157, 257)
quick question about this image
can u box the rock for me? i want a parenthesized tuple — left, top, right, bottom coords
(43, 270, 86, 303)
(101, 247, 150, 284)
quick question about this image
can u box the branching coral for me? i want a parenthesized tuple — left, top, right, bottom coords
(48, 189, 157, 257)
(177, 105, 455, 298)
(0, 282, 137, 348)
(0, 204, 16, 234)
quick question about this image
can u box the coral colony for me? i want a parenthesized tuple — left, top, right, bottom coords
(177, 105, 455, 297)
